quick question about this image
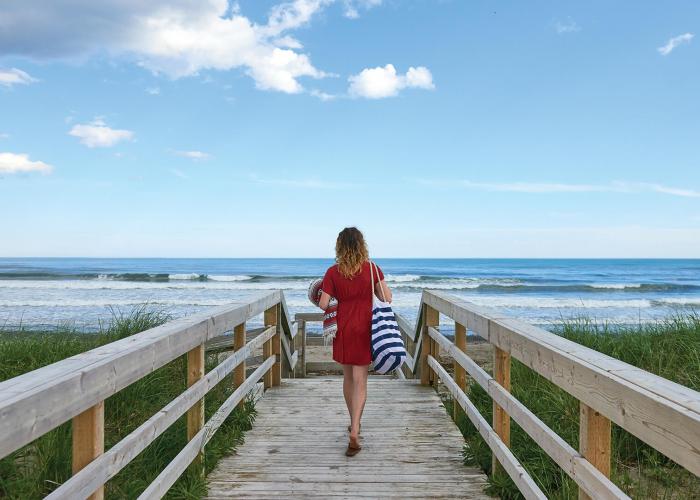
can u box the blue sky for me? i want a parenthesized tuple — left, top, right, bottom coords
(0, 0, 698, 258)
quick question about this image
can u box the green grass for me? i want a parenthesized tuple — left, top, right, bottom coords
(446, 313, 700, 500)
(0, 306, 256, 499)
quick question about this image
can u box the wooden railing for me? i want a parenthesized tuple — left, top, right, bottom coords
(395, 290, 700, 500)
(0, 291, 301, 500)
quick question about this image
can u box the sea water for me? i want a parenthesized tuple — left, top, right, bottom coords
(0, 258, 698, 331)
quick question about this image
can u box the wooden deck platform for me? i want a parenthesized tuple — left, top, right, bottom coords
(205, 377, 490, 499)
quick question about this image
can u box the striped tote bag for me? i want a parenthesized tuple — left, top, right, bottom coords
(369, 261, 406, 374)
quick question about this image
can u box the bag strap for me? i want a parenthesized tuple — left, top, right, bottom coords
(369, 260, 386, 302)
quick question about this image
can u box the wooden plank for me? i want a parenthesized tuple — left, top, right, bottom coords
(428, 357, 546, 500)
(206, 377, 489, 499)
(46, 326, 276, 500)
(298, 320, 306, 377)
(186, 343, 205, 475)
(421, 305, 438, 386)
(427, 326, 628, 499)
(295, 312, 323, 322)
(579, 403, 612, 500)
(0, 291, 282, 459)
(140, 356, 275, 500)
(72, 402, 104, 500)
(454, 322, 467, 422)
(422, 290, 700, 476)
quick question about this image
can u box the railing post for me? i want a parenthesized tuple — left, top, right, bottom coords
(234, 322, 246, 408)
(492, 345, 511, 475)
(187, 343, 205, 474)
(421, 305, 439, 386)
(453, 322, 467, 422)
(72, 402, 104, 500)
(264, 306, 279, 388)
(298, 319, 306, 378)
(579, 403, 612, 500)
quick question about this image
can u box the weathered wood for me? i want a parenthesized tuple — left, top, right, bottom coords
(427, 326, 628, 499)
(395, 312, 417, 342)
(187, 344, 205, 442)
(265, 305, 281, 387)
(421, 305, 438, 386)
(454, 322, 467, 422)
(0, 291, 282, 460)
(233, 322, 246, 409)
(298, 320, 306, 377)
(493, 345, 511, 475)
(72, 402, 104, 500)
(205, 377, 489, 499)
(294, 312, 324, 321)
(140, 356, 276, 500)
(428, 357, 546, 500)
(422, 289, 700, 476)
(579, 403, 612, 500)
(47, 326, 276, 500)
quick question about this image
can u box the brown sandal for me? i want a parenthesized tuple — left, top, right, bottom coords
(345, 436, 362, 457)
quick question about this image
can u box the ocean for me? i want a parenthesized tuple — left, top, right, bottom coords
(0, 258, 698, 332)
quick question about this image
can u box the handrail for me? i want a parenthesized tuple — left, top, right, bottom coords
(409, 290, 700, 499)
(0, 290, 300, 499)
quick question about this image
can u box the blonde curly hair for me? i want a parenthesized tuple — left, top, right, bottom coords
(335, 227, 369, 278)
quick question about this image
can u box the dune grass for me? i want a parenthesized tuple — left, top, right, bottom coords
(444, 313, 700, 499)
(0, 306, 256, 499)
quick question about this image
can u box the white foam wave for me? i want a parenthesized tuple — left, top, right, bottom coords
(384, 274, 421, 283)
(0, 279, 309, 291)
(589, 283, 641, 289)
(208, 275, 252, 281)
(168, 273, 201, 280)
(655, 298, 700, 306)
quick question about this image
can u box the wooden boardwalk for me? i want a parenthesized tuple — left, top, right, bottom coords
(206, 377, 490, 499)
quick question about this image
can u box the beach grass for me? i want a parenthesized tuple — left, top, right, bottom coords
(444, 312, 700, 499)
(0, 306, 256, 499)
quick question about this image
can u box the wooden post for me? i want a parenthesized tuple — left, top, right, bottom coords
(298, 320, 306, 378)
(264, 306, 278, 388)
(421, 305, 439, 386)
(187, 343, 205, 474)
(492, 346, 511, 475)
(233, 322, 246, 409)
(579, 403, 612, 500)
(453, 322, 467, 421)
(72, 402, 104, 500)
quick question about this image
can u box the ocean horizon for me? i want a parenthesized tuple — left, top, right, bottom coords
(1, 257, 698, 332)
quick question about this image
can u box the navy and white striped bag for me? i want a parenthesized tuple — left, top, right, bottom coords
(369, 261, 406, 374)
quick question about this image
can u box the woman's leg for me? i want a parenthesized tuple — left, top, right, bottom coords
(349, 364, 369, 439)
(342, 364, 354, 426)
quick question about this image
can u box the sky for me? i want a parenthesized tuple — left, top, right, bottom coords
(0, 0, 699, 258)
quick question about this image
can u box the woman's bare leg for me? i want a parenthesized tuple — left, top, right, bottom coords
(342, 364, 354, 425)
(349, 364, 369, 440)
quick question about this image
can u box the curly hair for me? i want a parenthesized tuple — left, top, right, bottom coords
(335, 227, 369, 278)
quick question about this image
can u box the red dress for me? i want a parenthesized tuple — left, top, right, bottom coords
(321, 261, 385, 365)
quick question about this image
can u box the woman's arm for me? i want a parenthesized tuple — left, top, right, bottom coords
(375, 280, 392, 303)
(319, 291, 331, 310)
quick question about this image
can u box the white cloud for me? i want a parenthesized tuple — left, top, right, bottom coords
(658, 33, 694, 55)
(0, 152, 53, 174)
(0, 68, 37, 87)
(554, 18, 580, 34)
(0, 133, 9, 139)
(310, 89, 337, 101)
(68, 119, 134, 148)
(416, 179, 700, 198)
(343, 0, 382, 19)
(0, 0, 386, 95)
(348, 64, 435, 99)
(146, 87, 160, 95)
(174, 150, 211, 160)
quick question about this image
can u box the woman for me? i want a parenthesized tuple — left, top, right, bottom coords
(318, 227, 392, 457)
